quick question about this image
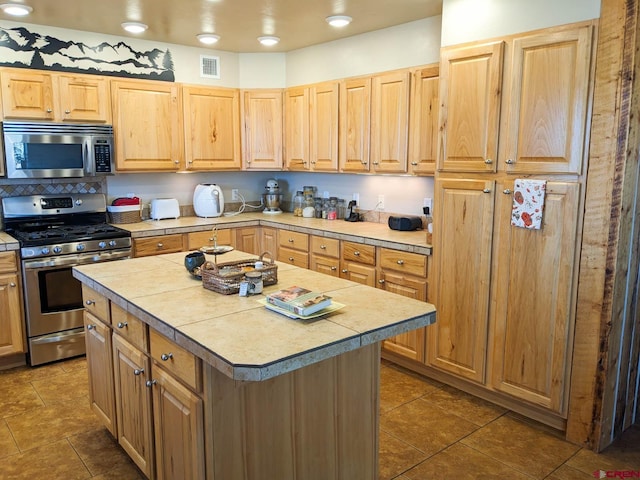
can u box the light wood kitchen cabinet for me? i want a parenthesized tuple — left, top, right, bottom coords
(408, 65, 439, 175)
(0, 251, 25, 357)
(241, 90, 283, 170)
(379, 248, 428, 361)
(309, 82, 339, 171)
(0, 69, 111, 122)
(429, 178, 495, 383)
(187, 229, 234, 251)
(340, 242, 376, 287)
(370, 71, 410, 173)
(260, 226, 278, 258)
(310, 236, 340, 278)
(182, 85, 241, 171)
(284, 86, 310, 170)
(339, 77, 371, 172)
(84, 312, 117, 437)
(133, 234, 185, 257)
(235, 227, 260, 255)
(111, 79, 183, 172)
(112, 334, 154, 478)
(278, 230, 309, 268)
(490, 181, 580, 413)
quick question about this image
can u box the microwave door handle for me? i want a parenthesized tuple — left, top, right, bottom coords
(84, 139, 93, 175)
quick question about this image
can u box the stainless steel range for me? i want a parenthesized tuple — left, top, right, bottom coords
(2, 194, 131, 366)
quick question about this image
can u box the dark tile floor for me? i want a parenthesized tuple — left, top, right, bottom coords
(0, 357, 638, 479)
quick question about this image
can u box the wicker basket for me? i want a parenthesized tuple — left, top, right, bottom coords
(201, 252, 278, 295)
(107, 205, 142, 224)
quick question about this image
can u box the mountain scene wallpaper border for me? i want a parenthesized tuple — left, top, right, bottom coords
(0, 25, 175, 81)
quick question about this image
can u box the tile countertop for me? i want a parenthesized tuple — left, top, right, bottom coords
(0, 231, 19, 252)
(72, 250, 436, 381)
(116, 212, 432, 255)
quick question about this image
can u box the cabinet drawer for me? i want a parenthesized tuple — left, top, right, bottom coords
(340, 261, 377, 287)
(379, 248, 427, 277)
(278, 230, 309, 251)
(0, 251, 17, 273)
(341, 242, 376, 265)
(278, 246, 309, 268)
(82, 285, 110, 323)
(310, 255, 340, 277)
(134, 234, 184, 257)
(150, 329, 202, 392)
(310, 236, 340, 258)
(111, 303, 148, 352)
(187, 229, 233, 250)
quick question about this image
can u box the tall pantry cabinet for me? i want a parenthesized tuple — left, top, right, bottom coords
(430, 22, 594, 420)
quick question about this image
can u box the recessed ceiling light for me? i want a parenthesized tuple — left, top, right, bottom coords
(121, 22, 148, 34)
(0, 3, 33, 16)
(326, 15, 352, 27)
(257, 36, 280, 47)
(197, 33, 220, 45)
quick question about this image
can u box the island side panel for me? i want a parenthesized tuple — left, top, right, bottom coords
(204, 343, 379, 480)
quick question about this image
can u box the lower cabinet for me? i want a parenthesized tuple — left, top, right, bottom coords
(340, 242, 376, 287)
(278, 230, 309, 268)
(309, 235, 340, 277)
(235, 227, 260, 255)
(133, 234, 185, 257)
(0, 251, 25, 358)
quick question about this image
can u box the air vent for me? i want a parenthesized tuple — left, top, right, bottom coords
(200, 55, 220, 79)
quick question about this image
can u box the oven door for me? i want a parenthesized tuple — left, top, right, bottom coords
(22, 250, 130, 365)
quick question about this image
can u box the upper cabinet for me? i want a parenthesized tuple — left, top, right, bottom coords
(0, 69, 111, 123)
(408, 65, 439, 175)
(111, 79, 183, 172)
(339, 77, 371, 173)
(438, 24, 593, 175)
(370, 71, 410, 173)
(283, 86, 310, 170)
(241, 89, 283, 170)
(182, 85, 242, 171)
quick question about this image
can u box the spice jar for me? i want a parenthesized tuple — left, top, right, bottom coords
(293, 191, 304, 217)
(327, 197, 338, 220)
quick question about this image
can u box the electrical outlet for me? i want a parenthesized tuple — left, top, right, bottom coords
(423, 197, 432, 212)
(353, 193, 359, 204)
(377, 194, 385, 210)
(231, 189, 239, 201)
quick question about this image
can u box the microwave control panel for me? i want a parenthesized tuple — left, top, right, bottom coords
(94, 141, 112, 173)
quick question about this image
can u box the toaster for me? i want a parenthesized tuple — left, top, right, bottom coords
(150, 198, 180, 220)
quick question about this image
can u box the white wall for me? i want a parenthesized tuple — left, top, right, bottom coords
(441, 0, 601, 46)
(238, 53, 286, 88)
(285, 17, 441, 86)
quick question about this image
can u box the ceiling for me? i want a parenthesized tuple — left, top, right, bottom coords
(0, 0, 443, 53)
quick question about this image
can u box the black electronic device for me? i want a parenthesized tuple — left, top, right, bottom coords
(345, 200, 360, 222)
(388, 216, 423, 231)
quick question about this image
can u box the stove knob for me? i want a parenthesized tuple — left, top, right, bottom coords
(98, 241, 107, 249)
(41, 247, 50, 255)
(76, 244, 86, 252)
(109, 240, 117, 247)
(53, 246, 62, 254)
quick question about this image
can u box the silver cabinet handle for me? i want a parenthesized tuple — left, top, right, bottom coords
(341, 269, 348, 273)
(288, 238, 294, 243)
(505, 159, 514, 164)
(65, 109, 71, 114)
(320, 245, 327, 249)
(396, 259, 404, 265)
(146, 380, 156, 387)
(378, 279, 385, 284)
(85, 299, 95, 306)
(288, 257, 294, 261)
(411, 161, 418, 166)
(354, 251, 360, 256)
(46, 108, 52, 113)
(484, 158, 493, 164)
(117, 322, 128, 329)
(134, 368, 144, 376)
(503, 189, 512, 195)
(9, 282, 16, 287)
(174, 160, 180, 164)
(157, 242, 164, 248)
(330, 266, 337, 271)
(86, 324, 95, 330)
(483, 188, 491, 193)
(161, 353, 173, 361)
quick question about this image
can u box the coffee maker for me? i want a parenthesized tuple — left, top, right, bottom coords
(262, 179, 284, 214)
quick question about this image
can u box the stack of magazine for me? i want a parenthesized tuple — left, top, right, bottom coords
(261, 286, 344, 319)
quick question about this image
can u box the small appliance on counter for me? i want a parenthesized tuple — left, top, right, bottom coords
(388, 216, 423, 231)
(262, 179, 284, 214)
(150, 198, 180, 220)
(193, 184, 225, 218)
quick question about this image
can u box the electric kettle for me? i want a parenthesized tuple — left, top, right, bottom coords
(193, 184, 225, 217)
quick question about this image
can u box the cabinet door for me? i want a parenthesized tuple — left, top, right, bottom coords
(438, 42, 504, 173)
(409, 66, 439, 175)
(182, 86, 241, 171)
(56, 74, 111, 123)
(236, 227, 259, 255)
(242, 90, 283, 170)
(0, 272, 25, 356)
(340, 261, 376, 287)
(428, 178, 495, 383)
(491, 181, 580, 413)
(151, 366, 205, 480)
(502, 26, 593, 175)
(84, 313, 116, 437)
(339, 78, 371, 172)
(284, 87, 310, 170)
(370, 71, 410, 173)
(187, 229, 233, 250)
(310, 82, 339, 171)
(0, 70, 55, 120)
(111, 80, 183, 171)
(112, 334, 154, 478)
(310, 255, 340, 277)
(260, 227, 278, 259)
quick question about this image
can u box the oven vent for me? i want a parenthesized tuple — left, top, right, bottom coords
(200, 55, 220, 79)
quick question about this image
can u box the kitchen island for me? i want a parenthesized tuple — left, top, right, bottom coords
(73, 249, 436, 480)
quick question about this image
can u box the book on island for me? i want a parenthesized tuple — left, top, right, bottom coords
(265, 286, 332, 316)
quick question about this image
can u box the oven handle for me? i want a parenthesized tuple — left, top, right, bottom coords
(23, 250, 131, 270)
(31, 329, 85, 345)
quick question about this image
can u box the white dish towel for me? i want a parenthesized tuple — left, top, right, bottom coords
(511, 179, 547, 230)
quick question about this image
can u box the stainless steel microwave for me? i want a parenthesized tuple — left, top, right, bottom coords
(2, 121, 115, 179)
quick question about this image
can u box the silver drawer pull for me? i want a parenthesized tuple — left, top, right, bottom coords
(320, 245, 326, 249)
(146, 380, 157, 387)
(85, 299, 96, 306)
(354, 251, 360, 256)
(484, 158, 493, 164)
(133, 368, 144, 376)
(331, 266, 337, 271)
(117, 322, 128, 329)
(46, 108, 52, 113)
(341, 269, 348, 273)
(157, 242, 164, 248)
(161, 353, 173, 361)
(505, 158, 514, 164)
(288, 238, 294, 243)
(396, 259, 404, 265)
(378, 279, 385, 284)
(483, 188, 491, 193)
(65, 109, 71, 114)
(9, 282, 16, 287)
(503, 189, 512, 195)
(86, 324, 95, 330)
(288, 257, 294, 261)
